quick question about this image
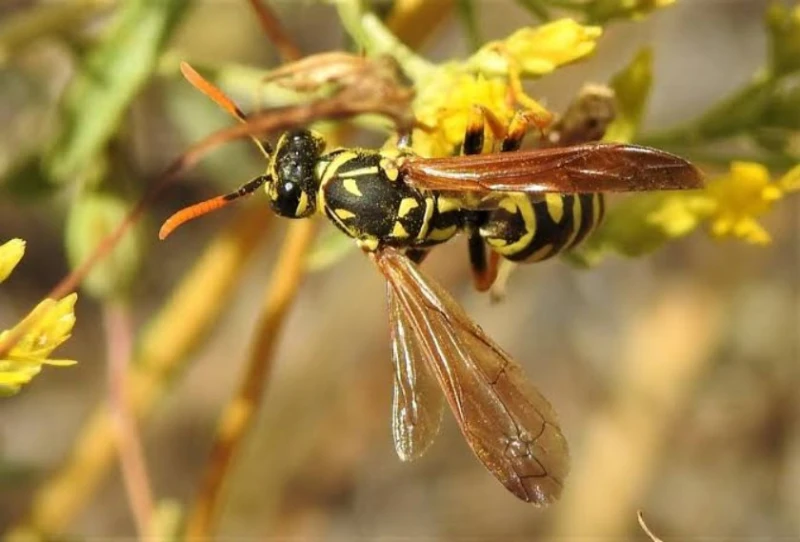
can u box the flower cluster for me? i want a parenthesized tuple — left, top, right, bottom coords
(411, 19, 602, 157)
(0, 239, 77, 396)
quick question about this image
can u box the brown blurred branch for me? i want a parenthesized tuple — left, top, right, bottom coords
(6, 207, 272, 541)
(186, 219, 318, 539)
(104, 302, 154, 539)
(547, 282, 722, 538)
(246, 0, 302, 63)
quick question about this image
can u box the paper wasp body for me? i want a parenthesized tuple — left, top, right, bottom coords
(161, 63, 703, 505)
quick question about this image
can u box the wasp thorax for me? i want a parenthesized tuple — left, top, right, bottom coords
(267, 129, 325, 218)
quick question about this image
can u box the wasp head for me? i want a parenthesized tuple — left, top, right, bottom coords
(266, 129, 326, 218)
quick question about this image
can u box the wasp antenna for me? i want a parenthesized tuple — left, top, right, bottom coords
(159, 196, 230, 240)
(180, 61, 271, 160)
(160, 176, 267, 240)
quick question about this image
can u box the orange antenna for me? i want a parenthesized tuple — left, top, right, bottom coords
(159, 176, 267, 239)
(180, 61, 271, 160)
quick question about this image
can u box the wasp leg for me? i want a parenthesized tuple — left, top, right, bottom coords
(467, 216, 500, 292)
(463, 108, 540, 292)
(462, 105, 487, 155)
(460, 107, 499, 291)
(501, 110, 537, 151)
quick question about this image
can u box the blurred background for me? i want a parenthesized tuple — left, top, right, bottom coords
(1, 0, 799, 539)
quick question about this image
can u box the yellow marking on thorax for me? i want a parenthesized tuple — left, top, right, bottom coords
(391, 221, 410, 239)
(342, 178, 363, 197)
(341, 166, 380, 178)
(544, 193, 564, 223)
(333, 208, 356, 220)
(427, 224, 458, 242)
(379, 157, 400, 181)
(436, 196, 462, 214)
(319, 151, 359, 187)
(416, 197, 435, 241)
(398, 198, 419, 217)
(357, 237, 380, 252)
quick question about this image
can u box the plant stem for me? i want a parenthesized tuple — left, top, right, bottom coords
(639, 71, 777, 148)
(336, 0, 435, 81)
(185, 219, 318, 540)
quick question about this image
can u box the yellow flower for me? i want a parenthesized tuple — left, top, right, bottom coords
(411, 70, 520, 157)
(0, 240, 78, 396)
(647, 193, 715, 238)
(578, 160, 799, 264)
(468, 19, 602, 78)
(648, 161, 798, 245)
(0, 238, 25, 283)
(704, 162, 784, 244)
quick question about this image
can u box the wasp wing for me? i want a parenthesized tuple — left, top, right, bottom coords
(389, 285, 446, 461)
(402, 142, 704, 196)
(376, 249, 569, 504)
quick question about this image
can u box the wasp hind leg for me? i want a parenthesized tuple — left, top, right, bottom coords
(463, 108, 539, 292)
(459, 106, 499, 291)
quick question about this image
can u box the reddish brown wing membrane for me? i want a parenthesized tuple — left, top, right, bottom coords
(375, 249, 569, 504)
(402, 143, 704, 195)
(388, 286, 445, 461)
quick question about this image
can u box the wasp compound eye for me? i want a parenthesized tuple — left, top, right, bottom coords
(269, 179, 314, 218)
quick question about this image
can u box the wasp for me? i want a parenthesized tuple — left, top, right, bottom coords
(160, 63, 704, 505)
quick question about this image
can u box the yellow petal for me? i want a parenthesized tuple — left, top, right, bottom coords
(468, 20, 602, 78)
(0, 293, 78, 395)
(0, 238, 25, 283)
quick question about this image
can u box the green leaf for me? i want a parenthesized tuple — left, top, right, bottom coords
(1, 155, 58, 201)
(574, 191, 705, 265)
(65, 190, 146, 300)
(46, 0, 191, 185)
(766, 2, 800, 77)
(456, 0, 482, 52)
(604, 47, 652, 143)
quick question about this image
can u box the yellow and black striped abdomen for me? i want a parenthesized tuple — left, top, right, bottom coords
(479, 193, 605, 263)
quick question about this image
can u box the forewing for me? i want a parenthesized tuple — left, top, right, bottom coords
(376, 249, 569, 504)
(402, 143, 704, 196)
(388, 285, 445, 461)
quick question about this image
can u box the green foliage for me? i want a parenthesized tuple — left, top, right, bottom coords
(65, 191, 146, 300)
(46, 0, 190, 186)
(604, 47, 652, 143)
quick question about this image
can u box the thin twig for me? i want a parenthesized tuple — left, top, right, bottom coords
(638, 510, 665, 542)
(0, 86, 411, 362)
(246, 0, 302, 63)
(185, 219, 318, 539)
(104, 301, 154, 539)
